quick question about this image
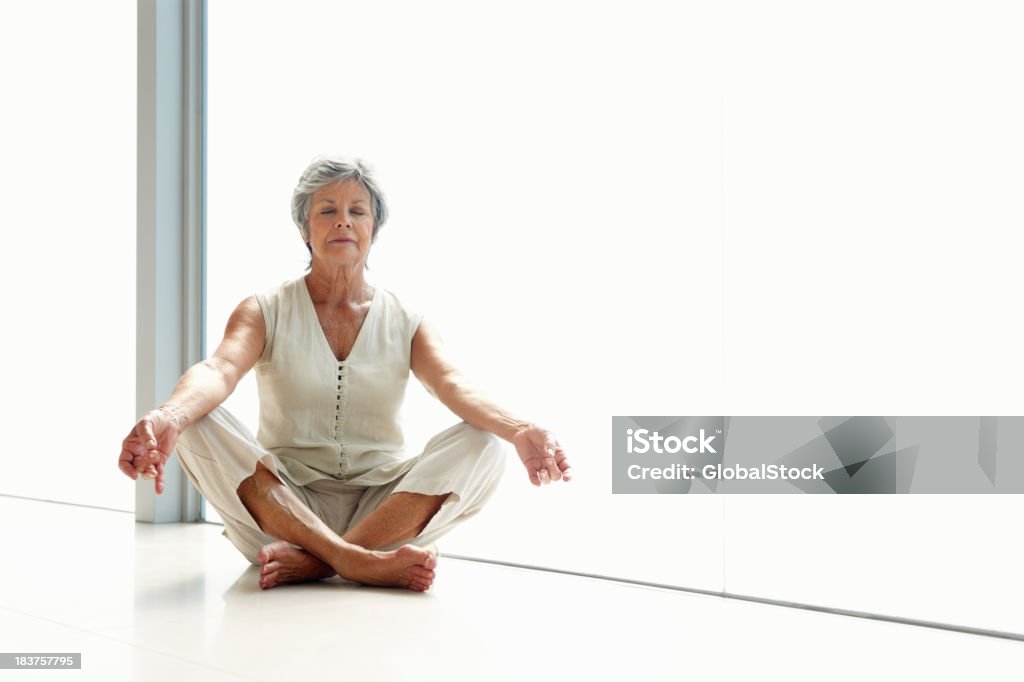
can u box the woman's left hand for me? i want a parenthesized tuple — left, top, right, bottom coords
(512, 425, 572, 487)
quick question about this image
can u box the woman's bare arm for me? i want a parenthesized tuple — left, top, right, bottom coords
(161, 296, 267, 429)
(118, 296, 266, 493)
(410, 318, 528, 443)
(410, 318, 572, 486)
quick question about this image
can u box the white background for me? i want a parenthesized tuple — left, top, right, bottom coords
(0, 1, 136, 511)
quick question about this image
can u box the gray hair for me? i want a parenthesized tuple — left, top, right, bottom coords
(290, 155, 390, 245)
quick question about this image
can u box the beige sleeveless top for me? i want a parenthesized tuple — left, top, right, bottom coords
(254, 275, 424, 487)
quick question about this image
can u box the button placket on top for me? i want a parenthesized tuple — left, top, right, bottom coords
(335, 360, 349, 474)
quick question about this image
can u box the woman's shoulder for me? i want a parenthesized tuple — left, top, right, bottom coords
(376, 284, 426, 337)
(257, 275, 306, 302)
(378, 285, 424, 317)
(253, 275, 307, 320)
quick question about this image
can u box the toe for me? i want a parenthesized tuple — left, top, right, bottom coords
(412, 567, 434, 581)
(397, 543, 437, 570)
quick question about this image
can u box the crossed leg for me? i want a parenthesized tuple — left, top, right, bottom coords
(237, 461, 449, 591)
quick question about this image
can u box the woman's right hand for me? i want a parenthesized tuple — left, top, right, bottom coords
(117, 296, 264, 495)
(117, 408, 183, 495)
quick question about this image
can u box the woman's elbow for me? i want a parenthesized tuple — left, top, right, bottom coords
(198, 358, 240, 395)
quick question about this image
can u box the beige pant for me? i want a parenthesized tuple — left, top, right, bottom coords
(174, 406, 507, 564)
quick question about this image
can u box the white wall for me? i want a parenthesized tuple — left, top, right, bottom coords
(720, 0, 1024, 634)
(205, 0, 1024, 632)
(0, 1, 136, 511)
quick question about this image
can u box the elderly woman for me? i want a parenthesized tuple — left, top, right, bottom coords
(118, 156, 571, 592)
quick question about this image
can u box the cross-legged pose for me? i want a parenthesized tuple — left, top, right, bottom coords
(118, 155, 572, 592)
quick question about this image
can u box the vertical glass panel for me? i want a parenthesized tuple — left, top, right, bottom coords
(0, 1, 136, 511)
(208, 0, 722, 587)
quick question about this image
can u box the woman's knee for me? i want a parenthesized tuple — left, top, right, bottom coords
(174, 419, 213, 463)
(453, 423, 507, 482)
(175, 405, 258, 470)
(446, 422, 501, 452)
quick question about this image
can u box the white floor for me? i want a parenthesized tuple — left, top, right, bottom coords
(0, 496, 1022, 682)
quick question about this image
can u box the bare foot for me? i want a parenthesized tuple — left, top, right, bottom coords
(258, 541, 336, 590)
(258, 541, 438, 592)
(338, 544, 438, 592)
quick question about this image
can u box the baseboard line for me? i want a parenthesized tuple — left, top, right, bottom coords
(0, 492, 133, 516)
(442, 553, 1024, 643)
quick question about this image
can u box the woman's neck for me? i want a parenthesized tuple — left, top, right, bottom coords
(304, 264, 372, 307)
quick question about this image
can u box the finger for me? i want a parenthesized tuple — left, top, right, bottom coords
(527, 466, 541, 487)
(538, 432, 562, 467)
(528, 426, 555, 451)
(140, 461, 160, 484)
(118, 451, 139, 480)
(538, 461, 560, 483)
(559, 464, 573, 481)
(537, 468, 551, 485)
(138, 442, 163, 474)
(542, 453, 563, 482)
(135, 445, 158, 473)
(155, 461, 166, 495)
(122, 433, 148, 458)
(141, 416, 158, 448)
(138, 452, 156, 474)
(555, 448, 572, 481)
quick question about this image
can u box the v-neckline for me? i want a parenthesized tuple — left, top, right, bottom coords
(301, 277, 381, 363)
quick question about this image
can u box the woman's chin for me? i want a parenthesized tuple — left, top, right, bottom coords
(314, 256, 363, 269)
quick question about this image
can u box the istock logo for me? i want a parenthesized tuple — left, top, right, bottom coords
(626, 428, 717, 454)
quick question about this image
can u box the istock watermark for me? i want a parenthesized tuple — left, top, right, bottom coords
(625, 428, 718, 454)
(612, 416, 1024, 494)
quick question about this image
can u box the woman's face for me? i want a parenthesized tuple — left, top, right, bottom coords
(306, 179, 375, 269)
